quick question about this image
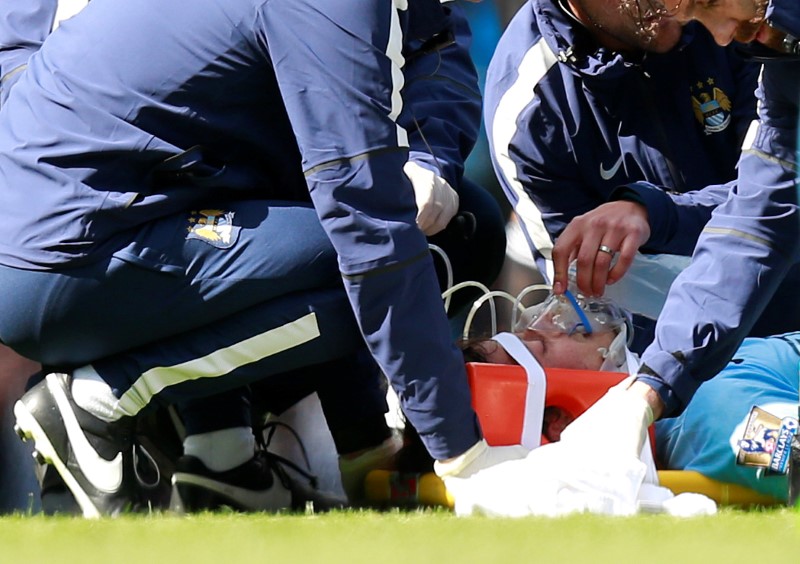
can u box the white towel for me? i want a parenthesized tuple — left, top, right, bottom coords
(448, 436, 716, 518)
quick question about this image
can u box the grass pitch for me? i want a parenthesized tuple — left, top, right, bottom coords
(0, 508, 798, 563)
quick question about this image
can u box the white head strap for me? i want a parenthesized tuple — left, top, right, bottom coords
(490, 332, 547, 449)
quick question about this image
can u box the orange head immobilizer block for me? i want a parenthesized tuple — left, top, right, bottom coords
(466, 362, 627, 447)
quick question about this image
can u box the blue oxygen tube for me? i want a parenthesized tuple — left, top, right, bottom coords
(563, 289, 593, 335)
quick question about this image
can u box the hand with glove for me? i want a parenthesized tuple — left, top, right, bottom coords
(433, 439, 529, 510)
(403, 160, 459, 236)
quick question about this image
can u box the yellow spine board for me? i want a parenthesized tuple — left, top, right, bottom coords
(364, 470, 784, 509)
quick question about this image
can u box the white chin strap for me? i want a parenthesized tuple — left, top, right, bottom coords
(491, 332, 547, 449)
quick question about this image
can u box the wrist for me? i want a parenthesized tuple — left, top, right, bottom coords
(627, 380, 663, 421)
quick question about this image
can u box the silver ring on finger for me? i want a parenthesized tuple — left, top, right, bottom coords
(598, 244, 615, 256)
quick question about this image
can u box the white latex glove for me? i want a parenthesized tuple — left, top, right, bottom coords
(403, 160, 459, 236)
(434, 440, 529, 506)
(434, 439, 530, 479)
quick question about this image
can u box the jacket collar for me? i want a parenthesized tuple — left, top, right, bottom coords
(531, 0, 695, 78)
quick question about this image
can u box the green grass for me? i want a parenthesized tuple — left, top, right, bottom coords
(1, 508, 798, 563)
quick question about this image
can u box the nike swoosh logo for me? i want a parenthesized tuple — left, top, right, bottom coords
(173, 469, 293, 510)
(48, 374, 123, 493)
(599, 155, 624, 180)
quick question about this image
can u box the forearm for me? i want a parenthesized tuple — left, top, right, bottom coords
(402, 3, 481, 187)
(611, 181, 731, 255)
(627, 380, 664, 421)
(637, 145, 800, 416)
(267, 2, 482, 458)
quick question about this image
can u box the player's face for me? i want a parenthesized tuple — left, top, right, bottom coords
(671, 0, 769, 45)
(571, 0, 685, 53)
(476, 329, 616, 370)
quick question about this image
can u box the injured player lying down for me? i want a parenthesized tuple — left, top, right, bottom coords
(452, 290, 797, 516)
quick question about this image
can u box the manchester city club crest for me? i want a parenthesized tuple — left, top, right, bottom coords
(186, 209, 240, 248)
(690, 78, 732, 135)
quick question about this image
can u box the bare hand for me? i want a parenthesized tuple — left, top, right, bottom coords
(551, 201, 650, 296)
(627, 380, 664, 421)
